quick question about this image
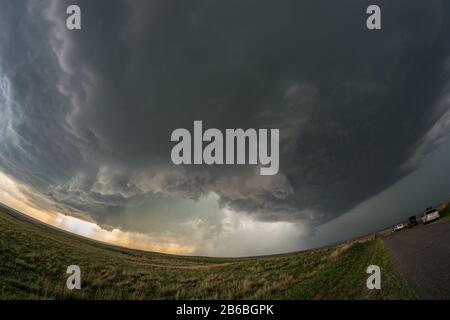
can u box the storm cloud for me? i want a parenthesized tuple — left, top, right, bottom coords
(1, 0, 450, 255)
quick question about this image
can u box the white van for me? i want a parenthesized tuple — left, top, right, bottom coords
(422, 208, 440, 224)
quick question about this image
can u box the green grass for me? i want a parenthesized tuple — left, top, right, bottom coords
(439, 202, 450, 220)
(0, 207, 416, 300)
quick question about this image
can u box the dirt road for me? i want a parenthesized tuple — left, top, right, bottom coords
(384, 220, 450, 299)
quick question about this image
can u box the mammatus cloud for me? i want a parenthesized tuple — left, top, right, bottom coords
(0, 0, 450, 255)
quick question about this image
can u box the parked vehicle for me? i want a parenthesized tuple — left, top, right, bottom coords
(422, 208, 440, 224)
(392, 223, 405, 232)
(408, 216, 418, 227)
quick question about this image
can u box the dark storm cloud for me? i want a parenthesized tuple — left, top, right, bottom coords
(1, 0, 450, 235)
(0, 1, 83, 196)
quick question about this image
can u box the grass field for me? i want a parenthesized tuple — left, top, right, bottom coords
(0, 206, 416, 300)
(439, 201, 450, 220)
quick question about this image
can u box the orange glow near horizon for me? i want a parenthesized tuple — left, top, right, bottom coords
(0, 171, 194, 255)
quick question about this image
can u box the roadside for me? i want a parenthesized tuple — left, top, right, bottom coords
(384, 220, 450, 299)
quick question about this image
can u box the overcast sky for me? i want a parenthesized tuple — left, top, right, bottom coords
(0, 0, 450, 256)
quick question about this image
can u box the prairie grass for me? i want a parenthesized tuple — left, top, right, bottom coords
(0, 207, 415, 300)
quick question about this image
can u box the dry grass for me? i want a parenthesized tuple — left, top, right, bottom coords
(0, 207, 415, 300)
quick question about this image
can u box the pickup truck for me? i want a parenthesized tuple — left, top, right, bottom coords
(422, 208, 440, 224)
